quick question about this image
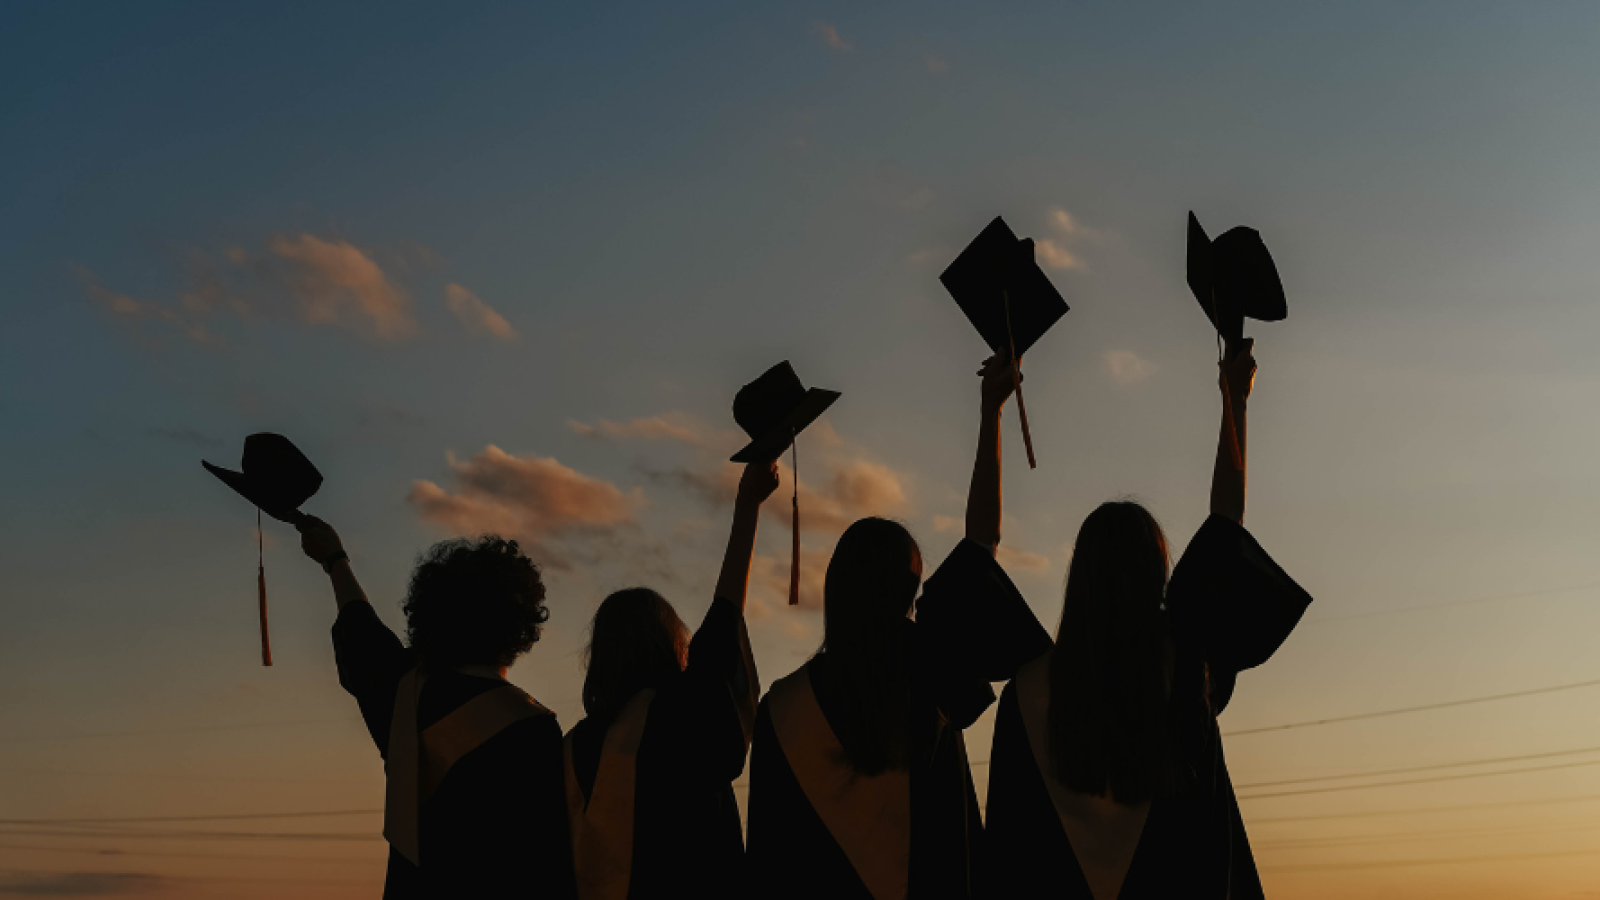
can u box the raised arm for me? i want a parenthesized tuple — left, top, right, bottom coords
(714, 460, 781, 611)
(1209, 338, 1257, 524)
(295, 514, 370, 612)
(966, 354, 1020, 553)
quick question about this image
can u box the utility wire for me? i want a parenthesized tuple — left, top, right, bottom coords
(1238, 758, 1600, 801)
(0, 810, 380, 826)
(0, 718, 350, 744)
(1234, 744, 1600, 790)
(1250, 792, 1600, 824)
(1259, 845, 1600, 873)
(1224, 677, 1600, 736)
(0, 843, 379, 865)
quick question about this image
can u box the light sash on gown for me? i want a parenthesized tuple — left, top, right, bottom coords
(1014, 654, 1151, 900)
(766, 664, 911, 900)
(563, 688, 657, 900)
(383, 668, 552, 866)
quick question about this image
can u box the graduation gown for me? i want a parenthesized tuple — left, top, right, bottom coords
(332, 599, 576, 900)
(745, 539, 1053, 900)
(562, 596, 758, 900)
(984, 514, 1312, 900)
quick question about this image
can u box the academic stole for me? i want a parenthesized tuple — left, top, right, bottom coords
(563, 689, 657, 900)
(383, 668, 551, 866)
(767, 665, 911, 900)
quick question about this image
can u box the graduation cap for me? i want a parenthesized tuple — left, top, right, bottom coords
(731, 362, 840, 605)
(203, 433, 323, 665)
(1186, 212, 1288, 470)
(940, 216, 1070, 469)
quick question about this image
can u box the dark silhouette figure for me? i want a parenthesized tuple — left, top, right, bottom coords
(295, 520, 575, 900)
(745, 357, 1051, 900)
(984, 343, 1313, 899)
(562, 460, 777, 900)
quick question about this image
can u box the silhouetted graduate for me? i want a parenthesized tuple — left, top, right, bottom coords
(295, 518, 575, 899)
(202, 432, 323, 665)
(745, 355, 1052, 900)
(562, 458, 777, 900)
(983, 344, 1313, 900)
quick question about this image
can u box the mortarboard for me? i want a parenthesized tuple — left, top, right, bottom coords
(1185, 212, 1288, 470)
(731, 362, 840, 605)
(940, 216, 1070, 468)
(203, 433, 323, 665)
(1185, 211, 1287, 342)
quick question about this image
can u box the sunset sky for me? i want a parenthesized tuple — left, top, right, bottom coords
(7, 2, 1600, 897)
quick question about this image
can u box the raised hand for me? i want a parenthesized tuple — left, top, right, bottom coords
(736, 458, 782, 508)
(979, 353, 1021, 412)
(295, 514, 346, 568)
(1220, 337, 1256, 404)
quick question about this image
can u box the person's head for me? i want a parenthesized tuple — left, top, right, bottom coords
(582, 588, 688, 720)
(1048, 500, 1177, 802)
(402, 536, 548, 671)
(818, 517, 923, 774)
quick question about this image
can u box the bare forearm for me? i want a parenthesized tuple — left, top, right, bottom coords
(714, 499, 762, 611)
(966, 402, 1004, 552)
(1209, 398, 1247, 523)
(325, 558, 370, 612)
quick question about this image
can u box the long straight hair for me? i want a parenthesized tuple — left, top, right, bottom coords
(817, 517, 923, 775)
(582, 587, 689, 721)
(1048, 501, 1179, 803)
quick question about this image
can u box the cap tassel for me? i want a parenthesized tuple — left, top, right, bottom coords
(789, 432, 801, 606)
(1002, 291, 1038, 469)
(1212, 294, 1244, 472)
(258, 508, 273, 667)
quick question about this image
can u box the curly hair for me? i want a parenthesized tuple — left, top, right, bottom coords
(402, 536, 549, 670)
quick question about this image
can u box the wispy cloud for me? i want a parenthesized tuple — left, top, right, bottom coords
(813, 22, 853, 52)
(263, 234, 418, 340)
(1104, 349, 1158, 385)
(1034, 238, 1082, 271)
(444, 283, 518, 341)
(407, 445, 643, 570)
(998, 545, 1052, 574)
(79, 267, 226, 348)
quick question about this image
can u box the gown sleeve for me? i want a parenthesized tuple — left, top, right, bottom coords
(330, 599, 416, 755)
(1167, 514, 1313, 712)
(665, 595, 759, 784)
(915, 538, 1054, 728)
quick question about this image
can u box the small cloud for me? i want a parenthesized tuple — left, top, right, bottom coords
(998, 545, 1052, 575)
(407, 445, 642, 570)
(1103, 350, 1157, 385)
(265, 234, 418, 341)
(932, 514, 960, 534)
(753, 545, 832, 610)
(0, 871, 166, 895)
(813, 21, 853, 52)
(444, 283, 518, 341)
(1034, 238, 1082, 271)
(926, 55, 949, 74)
(78, 267, 226, 348)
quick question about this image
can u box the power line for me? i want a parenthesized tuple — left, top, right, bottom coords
(1257, 819, 1600, 851)
(1249, 792, 1600, 824)
(0, 810, 380, 826)
(1235, 744, 1600, 790)
(0, 827, 382, 843)
(1224, 678, 1600, 736)
(0, 843, 379, 865)
(0, 718, 350, 744)
(1260, 845, 1600, 873)
(1238, 758, 1600, 801)
(0, 768, 370, 784)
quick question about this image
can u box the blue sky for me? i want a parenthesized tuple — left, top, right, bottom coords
(7, 2, 1600, 896)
